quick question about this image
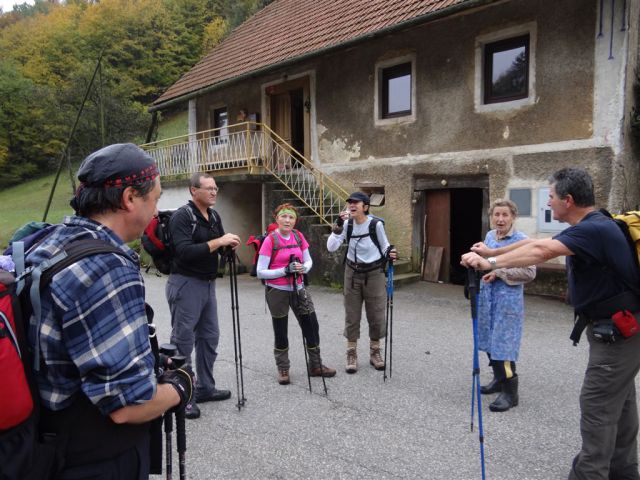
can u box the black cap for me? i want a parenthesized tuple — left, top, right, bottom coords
(347, 191, 370, 204)
(77, 143, 159, 188)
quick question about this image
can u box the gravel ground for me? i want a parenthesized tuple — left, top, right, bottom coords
(144, 272, 629, 480)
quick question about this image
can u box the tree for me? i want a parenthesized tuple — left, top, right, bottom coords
(0, 0, 274, 187)
(0, 61, 64, 187)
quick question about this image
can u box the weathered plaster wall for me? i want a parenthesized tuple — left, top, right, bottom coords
(195, 82, 263, 130)
(616, 0, 640, 212)
(313, 0, 595, 163)
(324, 145, 615, 265)
(158, 180, 262, 268)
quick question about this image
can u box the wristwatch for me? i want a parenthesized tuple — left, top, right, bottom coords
(487, 257, 497, 270)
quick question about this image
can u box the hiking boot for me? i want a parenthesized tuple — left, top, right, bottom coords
(309, 365, 337, 377)
(195, 389, 231, 403)
(306, 346, 336, 377)
(489, 376, 519, 412)
(369, 347, 385, 371)
(185, 398, 201, 419)
(346, 347, 358, 374)
(481, 377, 502, 395)
(277, 368, 290, 385)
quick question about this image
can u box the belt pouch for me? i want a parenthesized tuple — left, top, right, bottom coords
(612, 310, 640, 338)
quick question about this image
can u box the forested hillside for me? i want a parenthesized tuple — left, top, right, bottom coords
(0, 0, 272, 187)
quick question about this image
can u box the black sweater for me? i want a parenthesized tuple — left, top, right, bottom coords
(169, 201, 224, 280)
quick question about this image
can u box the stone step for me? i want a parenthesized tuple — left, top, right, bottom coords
(391, 259, 412, 275)
(392, 272, 421, 288)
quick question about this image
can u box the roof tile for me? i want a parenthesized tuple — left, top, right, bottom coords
(155, 0, 475, 106)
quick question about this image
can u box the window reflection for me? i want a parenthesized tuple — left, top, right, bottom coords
(381, 62, 412, 118)
(484, 35, 529, 104)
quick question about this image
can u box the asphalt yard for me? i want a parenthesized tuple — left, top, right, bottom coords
(145, 272, 622, 480)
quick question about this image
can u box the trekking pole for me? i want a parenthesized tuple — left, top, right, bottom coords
(228, 249, 246, 410)
(164, 410, 174, 480)
(167, 353, 188, 480)
(383, 250, 395, 381)
(467, 267, 487, 480)
(160, 343, 178, 480)
(232, 252, 247, 408)
(290, 254, 313, 393)
(301, 331, 313, 393)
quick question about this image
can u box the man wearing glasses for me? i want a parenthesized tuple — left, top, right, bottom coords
(166, 172, 241, 419)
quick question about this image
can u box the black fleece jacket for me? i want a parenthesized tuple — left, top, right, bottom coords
(168, 200, 224, 280)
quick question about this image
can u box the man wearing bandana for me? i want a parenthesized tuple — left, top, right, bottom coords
(24, 144, 190, 479)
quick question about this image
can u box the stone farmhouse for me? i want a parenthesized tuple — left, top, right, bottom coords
(146, 0, 639, 292)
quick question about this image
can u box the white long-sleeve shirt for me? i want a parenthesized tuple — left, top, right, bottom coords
(326, 217, 390, 264)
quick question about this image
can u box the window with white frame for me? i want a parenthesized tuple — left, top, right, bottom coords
(484, 35, 529, 104)
(381, 62, 412, 118)
(375, 54, 416, 125)
(474, 23, 536, 112)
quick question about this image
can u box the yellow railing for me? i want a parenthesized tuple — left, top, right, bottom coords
(140, 122, 349, 226)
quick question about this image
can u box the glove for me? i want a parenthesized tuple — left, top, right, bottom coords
(158, 368, 193, 412)
(284, 261, 297, 275)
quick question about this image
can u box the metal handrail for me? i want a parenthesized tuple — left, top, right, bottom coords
(141, 122, 348, 226)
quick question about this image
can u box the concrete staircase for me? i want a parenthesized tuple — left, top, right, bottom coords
(390, 259, 421, 287)
(266, 184, 420, 288)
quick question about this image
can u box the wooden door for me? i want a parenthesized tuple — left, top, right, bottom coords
(424, 189, 451, 282)
(270, 93, 292, 170)
(267, 76, 310, 162)
(271, 93, 292, 144)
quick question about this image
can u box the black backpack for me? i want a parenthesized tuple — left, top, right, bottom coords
(0, 235, 124, 480)
(344, 215, 385, 262)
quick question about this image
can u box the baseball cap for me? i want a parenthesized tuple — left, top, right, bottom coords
(347, 191, 370, 204)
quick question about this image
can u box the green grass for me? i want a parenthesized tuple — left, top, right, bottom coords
(0, 173, 75, 249)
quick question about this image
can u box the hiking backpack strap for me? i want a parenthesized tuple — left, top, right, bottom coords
(343, 219, 353, 265)
(343, 218, 383, 264)
(13, 241, 25, 277)
(25, 239, 126, 372)
(368, 218, 383, 257)
(267, 229, 304, 269)
(0, 288, 21, 359)
(183, 204, 199, 238)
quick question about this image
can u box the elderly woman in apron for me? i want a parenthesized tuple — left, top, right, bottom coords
(476, 199, 536, 412)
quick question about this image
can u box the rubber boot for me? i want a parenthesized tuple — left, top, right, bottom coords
(307, 346, 336, 377)
(481, 361, 503, 394)
(481, 377, 502, 395)
(274, 348, 290, 385)
(489, 376, 519, 412)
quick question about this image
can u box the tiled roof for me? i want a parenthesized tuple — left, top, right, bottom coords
(154, 0, 479, 107)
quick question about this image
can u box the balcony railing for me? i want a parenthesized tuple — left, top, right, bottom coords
(140, 122, 348, 226)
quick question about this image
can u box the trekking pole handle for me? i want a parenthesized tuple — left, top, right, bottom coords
(466, 267, 481, 319)
(386, 244, 396, 264)
(466, 267, 480, 296)
(287, 254, 301, 276)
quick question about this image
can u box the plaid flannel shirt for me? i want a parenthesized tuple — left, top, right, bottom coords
(25, 216, 156, 414)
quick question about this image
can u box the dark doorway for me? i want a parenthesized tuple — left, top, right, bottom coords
(421, 187, 485, 284)
(268, 77, 310, 167)
(290, 88, 304, 158)
(450, 189, 484, 284)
